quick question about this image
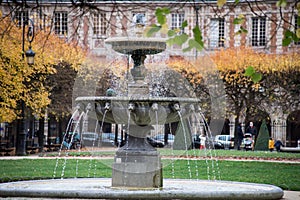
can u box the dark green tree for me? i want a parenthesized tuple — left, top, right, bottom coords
(254, 120, 270, 151)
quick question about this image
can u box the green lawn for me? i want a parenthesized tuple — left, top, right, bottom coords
(47, 148, 300, 160)
(0, 156, 299, 191)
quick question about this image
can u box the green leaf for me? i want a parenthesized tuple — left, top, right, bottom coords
(181, 20, 188, 29)
(161, 7, 170, 15)
(173, 33, 189, 46)
(167, 29, 176, 37)
(182, 38, 204, 52)
(296, 29, 300, 39)
(234, 0, 240, 4)
(217, 0, 227, 8)
(166, 34, 189, 47)
(282, 29, 300, 46)
(155, 7, 170, 25)
(252, 72, 262, 83)
(146, 25, 161, 37)
(284, 30, 293, 37)
(188, 38, 203, 51)
(276, 0, 287, 7)
(183, 46, 193, 52)
(240, 26, 248, 33)
(155, 7, 170, 16)
(235, 25, 247, 35)
(244, 66, 262, 83)
(166, 37, 176, 46)
(244, 66, 255, 76)
(157, 14, 166, 25)
(291, 31, 299, 41)
(282, 37, 292, 46)
(296, 16, 300, 26)
(193, 25, 203, 45)
(166, 37, 178, 46)
(233, 17, 244, 24)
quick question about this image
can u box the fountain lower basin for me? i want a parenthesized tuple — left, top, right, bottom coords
(0, 178, 284, 199)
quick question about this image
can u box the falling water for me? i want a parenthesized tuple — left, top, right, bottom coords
(56, 108, 79, 156)
(88, 109, 108, 178)
(186, 116, 200, 180)
(193, 108, 221, 181)
(61, 111, 86, 179)
(52, 110, 86, 179)
(52, 108, 80, 179)
(176, 108, 192, 179)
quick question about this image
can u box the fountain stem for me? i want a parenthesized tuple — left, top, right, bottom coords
(128, 52, 149, 97)
(131, 53, 147, 82)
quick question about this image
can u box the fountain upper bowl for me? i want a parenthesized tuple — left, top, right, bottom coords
(105, 37, 167, 55)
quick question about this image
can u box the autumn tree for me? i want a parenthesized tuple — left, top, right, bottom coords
(164, 48, 299, 149)
(0, 13, 86, 123)
(210, 47, 300, 148)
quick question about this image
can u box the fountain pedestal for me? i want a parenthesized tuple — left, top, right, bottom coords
(128, 82, 149, 97)
(112, 147, 162, 188)
(112, 125, 162, 188)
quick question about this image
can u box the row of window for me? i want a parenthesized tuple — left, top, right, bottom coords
(14, 11, 299, 48)
(171, 14, 267, 48)
(15, 10, 68, 35)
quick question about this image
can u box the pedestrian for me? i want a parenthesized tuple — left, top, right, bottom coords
(269, 137, 274, 152)
(274, 138, 284, 152)
(246, 122, 257, 141)
(199, 134, 206, 150)
(236, 123, 244, 150)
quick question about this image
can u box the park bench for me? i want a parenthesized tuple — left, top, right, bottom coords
(0, 147, 15, 156)
(0, 139, 15, 156)
(280, 147, 300, 153)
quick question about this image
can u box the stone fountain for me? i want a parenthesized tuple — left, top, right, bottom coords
(0, 14, 284, 199)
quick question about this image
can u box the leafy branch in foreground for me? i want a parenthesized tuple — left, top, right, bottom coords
(244, 66, 262, 84)
(146, 7, 203, 52)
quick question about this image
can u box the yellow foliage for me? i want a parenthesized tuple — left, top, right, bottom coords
(164, 48, 299, 94)
(210, 47, 300, 73)
(0, 16, 86, 122)
(166, 57, 203, 86)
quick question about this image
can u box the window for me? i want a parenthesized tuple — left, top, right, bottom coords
(132, 13, 145, 24)
(93, 13, 107, 36)
(295, 15, 300, 45)
(15, 11, 29, 27)
(251, 17, 266, 46)
(54, 12, 68, 35)
(171, 13, 185, 34)
(209, 18, 225, 48)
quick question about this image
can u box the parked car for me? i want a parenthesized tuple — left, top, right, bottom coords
(101, 133, 117, 147)
(82, 132, 120, 147)
(214, 135, 234, 149)
(146, 137, 165, 148)
(81, 132, 99, 147)
(242, 133, 254, 151)
(62, 132, 81, 149)
(153, 134, 175, 147)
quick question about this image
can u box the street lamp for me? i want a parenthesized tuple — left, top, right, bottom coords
(25, 46, 35, 65)
(23, 18, 35, 65)
(16, 17, 35, 156)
